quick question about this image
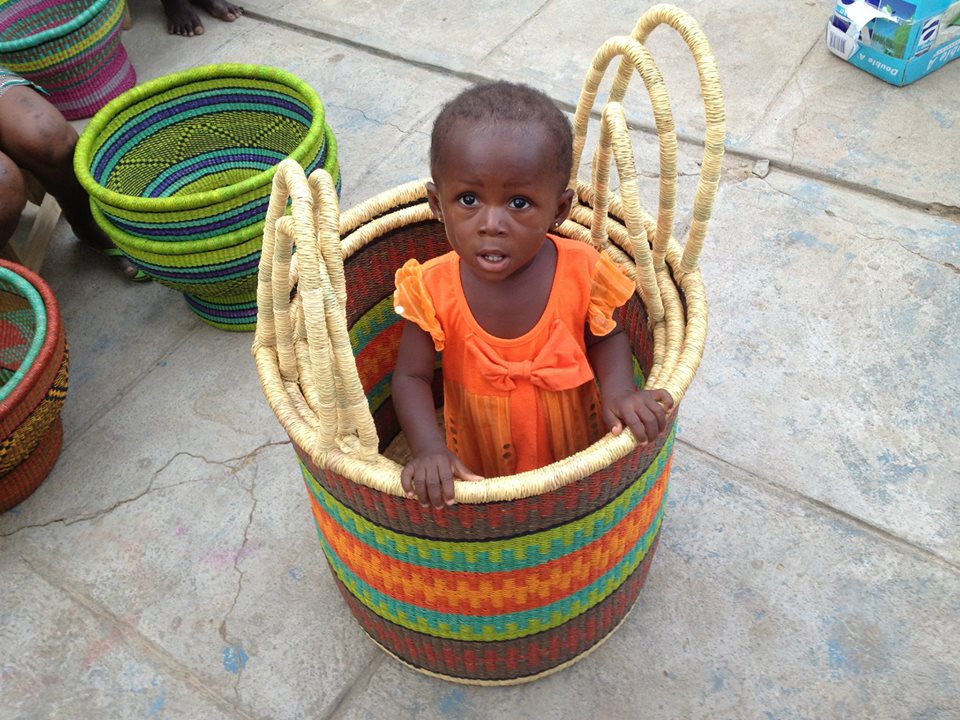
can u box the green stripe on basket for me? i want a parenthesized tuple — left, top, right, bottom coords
(143, 148, 290, 197)
(0, 269, 46, 403)
(132, 250, 260, 282)
(99, 188, 269, 226)
(349, 296, 398, 354)
(316, 505, 663, 642)
(302, 428, 672, 572)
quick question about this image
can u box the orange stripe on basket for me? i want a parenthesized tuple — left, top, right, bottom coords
(354, 322, 402, 394)
(309, 468, 667, 616)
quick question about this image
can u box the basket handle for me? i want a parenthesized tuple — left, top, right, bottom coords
(621, 4, 725, 276)
(254, 159, 380, 461)
(570, 4, 724, 279)
(590, 100, 664, 326)
(570, 33, 678, 276)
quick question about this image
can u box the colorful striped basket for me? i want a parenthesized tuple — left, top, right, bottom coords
(74, 64, 340, 331)
(0, 259, 68, 512)
(252, 4, 724, 684)
(0, 0, 136, 120)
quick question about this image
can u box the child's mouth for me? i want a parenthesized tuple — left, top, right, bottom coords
(478, 253, 507, 270)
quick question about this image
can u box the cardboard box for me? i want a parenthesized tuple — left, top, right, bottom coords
(827, 0, 960, 85)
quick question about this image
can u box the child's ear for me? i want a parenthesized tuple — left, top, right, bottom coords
(554, 188, 574, 226)
(425, 181, 442, 220)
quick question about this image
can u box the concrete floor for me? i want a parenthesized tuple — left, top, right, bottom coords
(2, 0, 958, 718)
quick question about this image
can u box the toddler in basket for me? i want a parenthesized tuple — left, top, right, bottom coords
(391, 81, 672, 508)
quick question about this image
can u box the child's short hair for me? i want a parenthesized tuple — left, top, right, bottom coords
(430, 81, 573, 188)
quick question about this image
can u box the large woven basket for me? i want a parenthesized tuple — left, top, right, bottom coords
(75, 64, 340, 331)
(0, 0, 136, 120)
(253, 4, 724, 684)
(0, 259, 68, 512)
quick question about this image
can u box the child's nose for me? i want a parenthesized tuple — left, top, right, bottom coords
(478, 206, 507, 235)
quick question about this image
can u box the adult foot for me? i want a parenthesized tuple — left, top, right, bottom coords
(162, 0, 204, 35)
(162, 0, 243, 36)
(193, 0, 243, 22)
(77, 223, 145, 282)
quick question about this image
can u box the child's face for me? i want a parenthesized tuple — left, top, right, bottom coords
(426, 120, 573, 283)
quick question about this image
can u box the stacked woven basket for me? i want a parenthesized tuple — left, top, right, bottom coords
(0, 0, 136, 119)
(0, 260, 67, 512)
(253, 4, 724, 684)
(75, 64, 340, 331)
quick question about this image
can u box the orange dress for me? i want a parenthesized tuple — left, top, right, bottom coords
(393, 235, 634, 477)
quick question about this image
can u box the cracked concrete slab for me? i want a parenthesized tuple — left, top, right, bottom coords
(0, 329, 286, 535)
(0, 551, 245, 719)
(5, 444, 376, 719)
(747, 31, 960, 208)
(331, 448, 960, 720)
(479, 0, 837, 143)
(681, 167, 960, 564)
(240, 0, 557, 75)
(34, 222, 200, 443)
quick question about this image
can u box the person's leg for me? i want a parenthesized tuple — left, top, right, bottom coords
(162, 0, 243, 37)
(0, 150, 26, 248)
(0, 85, 140, 279)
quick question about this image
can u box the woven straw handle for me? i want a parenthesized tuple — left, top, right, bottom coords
(571, 3, 724, 277)
(254, 159, 380, 461)
(569, 4, 724, 404)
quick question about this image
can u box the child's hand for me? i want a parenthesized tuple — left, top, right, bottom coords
(401, 449, 484, 508)
(601, 388, 673, 445)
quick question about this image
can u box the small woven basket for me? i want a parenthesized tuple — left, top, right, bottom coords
(75, 64, 340, 331)
(253, 5, 724, 684)
(0, 259, 68, 512)
(0, 0, 136, 120)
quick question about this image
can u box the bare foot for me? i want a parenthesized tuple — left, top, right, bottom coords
(162, 0, 204, 36)
(75, 220, 144, 281)
(193, 0, 243, 22)
(162, 0, 243, 36)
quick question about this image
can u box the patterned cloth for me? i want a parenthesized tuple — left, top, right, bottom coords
(0, 65, 44, 97)
(394, 235, 635, 476)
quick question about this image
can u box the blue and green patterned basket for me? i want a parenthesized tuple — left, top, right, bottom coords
(75, 64, 340, 331)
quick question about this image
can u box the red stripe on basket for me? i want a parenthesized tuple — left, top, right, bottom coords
(354, 322, 401, 394)
(309, 466, 667, 615)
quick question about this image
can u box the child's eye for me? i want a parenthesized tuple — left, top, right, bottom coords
(458, 194, 478, 207)
(509, 197, 531, 210)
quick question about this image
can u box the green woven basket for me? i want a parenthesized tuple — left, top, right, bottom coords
(75, 63, 340, 331)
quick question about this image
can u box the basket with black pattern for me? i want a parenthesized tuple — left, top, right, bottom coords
(0, 259, 67, 512)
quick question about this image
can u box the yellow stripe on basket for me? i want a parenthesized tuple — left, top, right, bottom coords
(9, 1, 124, 74)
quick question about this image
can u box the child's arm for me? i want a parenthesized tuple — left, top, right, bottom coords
(586, 323, 673, 443)
(392, 321, 483, 508)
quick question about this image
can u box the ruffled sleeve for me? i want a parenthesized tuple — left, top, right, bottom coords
(587, 252, 635, 336)
(394, 259, 445, 351)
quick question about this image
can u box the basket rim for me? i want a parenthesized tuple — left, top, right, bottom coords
(74, 64, 328, 214)
(90, 130, 340, 256)
(0, 0, 116, 52)
(0, 261, 57, 410)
